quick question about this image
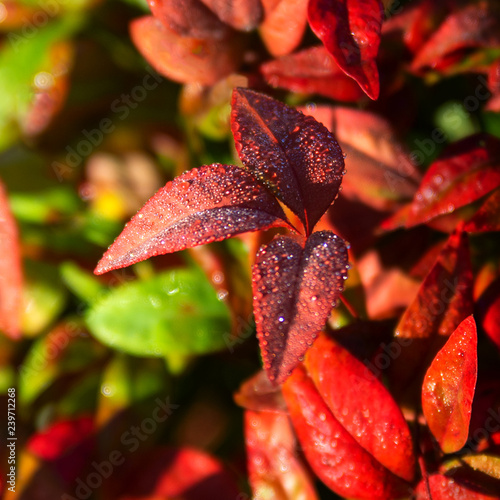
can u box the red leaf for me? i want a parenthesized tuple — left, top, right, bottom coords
(0, 180, 23, 340)
(260, 0, 308, 56)
(464, 188, 500, 233)
(416, 473, 499, 500)
(130, 16, 242, 86)
(261, 45, 366, 102)
(305, 333, 415, 481)
(245, 410, 319, 499)
(95, 164, 290, 274)
(117, 446, 240, 499)
(199, 0, 263, 31)
(405, 134, 500, 228)
(308, 0, 384, 100)
(302, 105, 421, 211)
(282, 364, 410, 499)
(477, 278, 500, 351)
(146, 0, 229, 39)
(389, 230, 473, 396)
(411, 1, 500, 74)
(252, 231, 348, 384)
(231, 88, 345, 234)
(422, 315, 478, 454)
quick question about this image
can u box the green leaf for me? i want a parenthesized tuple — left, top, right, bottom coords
(60, 261, 105, 304)
(86, 267, 232, 357)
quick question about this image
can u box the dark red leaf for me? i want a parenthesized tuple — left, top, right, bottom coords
(411, 1, 500, 74)
(389, 230, 473, 396)
(231, 88, 345, 234)
(260, 0, 308, 56)
(130, 16, 242, 86)
(252, 231, 348, 384)
(245, 410, 319, 499)
(302, 105, 421, 211)
(282, 365, 410, 499)
(117, 446, 241, 499)
(464, 188, 500, 233)
(416, 473, 499, 500)
(422, 315, 478, 454)
(146, 0, 229, 39)
(261, 45, 366, 102)
(308, 0, 384, 100)
(95, 164, 291, 274)
(304, 333, 415, 481)
(404, 134, 500, 228)
(199, 0, 263, 31)
(0, 180, 23, 340)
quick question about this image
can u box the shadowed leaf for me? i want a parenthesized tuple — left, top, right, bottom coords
(252, 231, 348, 384)
(199, 0, 263, 31)
(411, 1, 500, 73)
(282, 365, 410, 499)
(464, 188, 500, 233)
(245, 409, 319, 499)
(130, 16, 242, 86)
(261, 45, 366, 102)
(422, 315, 478, 454)
(477, 278, 500, 350)
(308, 0, 384, 99)
(95, 163, 290, 275)
(231, 88, 345, 234)
(305, 333, 415, 482)
(0, 180, 22, 339)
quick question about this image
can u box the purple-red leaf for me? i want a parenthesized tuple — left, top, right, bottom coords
(477, 278, 500, 350)
(252, 231, 348, 384)
(130, 16, 242, 86)
(245, 409, 319, 499)
(199, 0, 263, 31)
(422, 315, 478, 454)
(464, 188, 500, 233)
(95, 164, 291, 274)
(0, 180, 22, 340)
(146, 0, 229, 39)
(305, 333, 415, 482)
(261, 45, 366, 102)
(231, 88, 345, 234)
(260, 0, 308, 56)
(282, 364, 410, 499)
(404, 134, 500, 229)
(308, 0, 384, 100)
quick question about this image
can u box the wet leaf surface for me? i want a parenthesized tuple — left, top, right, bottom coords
(252, 231, 348, 384)
(308, 0, 384, 99)
(422, 315, 478, 454)
(95, 163, 290, 275)
(415, 473, 499, 499)
(282, 364, 410, 499)
(231, 88, 345, 234)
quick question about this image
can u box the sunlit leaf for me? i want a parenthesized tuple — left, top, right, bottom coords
(282, 364, 410, 499)
(308, 0, 384, 99)
(305, 332, 415, 481)
(422, 315, 477, 454)
(252, 232, 348, 384)
(245, 409, 319, 500)
(95, 163, 290, 275)
(231, 88, 345, 234)
(416, 473, 499, 499)
(0, 180, 22, 339)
